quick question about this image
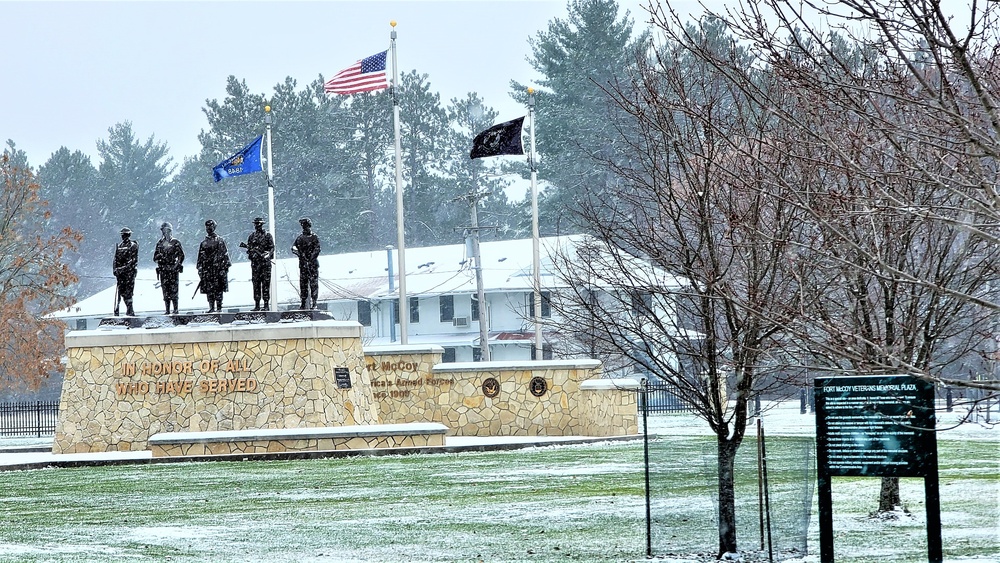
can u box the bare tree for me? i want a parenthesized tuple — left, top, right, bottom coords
(651, 0, 1000, 514)
(546, 17, 809, 556)
(783, 86, 1000, 509)
(690, 1, 1000, 391)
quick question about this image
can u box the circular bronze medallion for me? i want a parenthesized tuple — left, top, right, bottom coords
(529, 376, 548, 397)
(482, 377, 500, 398)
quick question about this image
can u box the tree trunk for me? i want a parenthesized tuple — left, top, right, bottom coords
(878, 476, 901, 512)
(717, 437, 739, 556)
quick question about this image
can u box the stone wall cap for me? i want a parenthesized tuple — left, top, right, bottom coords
(148, 423, 449, 445)
(66, 319, 362, 348)
(432, 359, 601, 373)
(580, 378, 642, 390)
(364, 344, 445, 355)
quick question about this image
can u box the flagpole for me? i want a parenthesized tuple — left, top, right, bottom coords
(390, 21, 408, 344)
(264, 105, 278, 312)
(528, 87, 542, 359)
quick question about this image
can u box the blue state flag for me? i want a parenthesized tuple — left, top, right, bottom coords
(213, 135, 264, 182)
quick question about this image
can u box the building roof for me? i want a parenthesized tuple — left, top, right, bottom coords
(51, 234, 686, 320)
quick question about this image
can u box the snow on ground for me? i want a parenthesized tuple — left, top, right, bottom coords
(0, 400, 995, 563)
(0, 399, 995, 467)
(0, 446, 152, 467)
(646, 399, 999, 441)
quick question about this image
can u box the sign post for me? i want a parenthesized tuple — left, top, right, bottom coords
(814, 375, 941, 562)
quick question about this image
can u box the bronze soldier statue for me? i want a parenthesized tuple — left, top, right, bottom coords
(153, 222, 184, 315)
(196, 219, 231, 313)
(239, 217, 275, 311)
(113, 227, 138, 316)
(291, 217, 321, 309)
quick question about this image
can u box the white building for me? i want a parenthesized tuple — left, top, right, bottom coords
(52, 235, 617, 363)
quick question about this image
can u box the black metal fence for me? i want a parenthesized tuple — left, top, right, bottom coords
(0, 401, 59, 437)
(639, 383, 696, 414)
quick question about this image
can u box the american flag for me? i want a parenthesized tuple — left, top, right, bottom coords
(324, 50, 389, 95)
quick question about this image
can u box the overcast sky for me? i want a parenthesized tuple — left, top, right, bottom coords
(2, 0, 710, 169)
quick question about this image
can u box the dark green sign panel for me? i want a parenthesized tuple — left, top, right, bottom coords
(815, 375, 937, 478)
(814, 375, 942, 562)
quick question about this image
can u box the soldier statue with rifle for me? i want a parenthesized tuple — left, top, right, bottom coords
(239, 217, 274, 311)
(196, 219, 231, 313)
(112, 227, 138, 316)
(291, 217, 321, 310)
(153, 222, 184, 315)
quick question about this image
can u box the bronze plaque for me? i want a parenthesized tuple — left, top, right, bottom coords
(529, 376, 548, 397)
(334, 367, 352, 389)
(482, 377, 500, 398)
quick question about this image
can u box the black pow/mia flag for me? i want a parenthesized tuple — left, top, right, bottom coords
(469, 116, 525, 159)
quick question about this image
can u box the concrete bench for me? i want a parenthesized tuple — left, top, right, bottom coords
(147, 423, 448, 457)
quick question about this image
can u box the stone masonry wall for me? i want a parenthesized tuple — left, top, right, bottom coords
(54, 321, 377, 453)
(56, 337, 636, 455)
(430, 361, 599, 436)
(365, 345, 445, 426)
(150, 432, 444, 457)
(365, 347, 635, 437)
(579, 379, 640, 436)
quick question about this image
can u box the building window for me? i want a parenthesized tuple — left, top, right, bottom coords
(471, 295, 480, 322)
(631, 292, 653, 315)
(528, 291, 551, 318)
(409, 296, 420, 324)
(440, 295, 454, 322)
(75, 319, 88, 331)
(357, 301, 371, 326)
(443, 347, 456, 363)
(472, 347, 482, 362)
(532, 344, 553, 360)
(392, 299, 399, 324)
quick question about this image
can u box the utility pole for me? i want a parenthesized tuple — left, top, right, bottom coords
(454, 185, 496, 361)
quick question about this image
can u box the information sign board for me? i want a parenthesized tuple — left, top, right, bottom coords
(814, 375, 941, 562)
(815, 375, 937, 477)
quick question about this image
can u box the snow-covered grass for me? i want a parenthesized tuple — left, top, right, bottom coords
(0, 448, 649, 562)
(0, 403, 996, 562)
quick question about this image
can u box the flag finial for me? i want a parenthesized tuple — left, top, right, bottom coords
(390, 20, 397, 27)
(527, 87, 534, 94)
(264, 105, 271, 113)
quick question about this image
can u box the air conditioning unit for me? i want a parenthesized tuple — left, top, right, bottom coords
(453, 316, 470, 328)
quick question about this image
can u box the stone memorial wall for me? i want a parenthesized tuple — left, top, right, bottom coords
(54, 321, 377, 453)
(365, 346, 637, 437)
(55, 326, 639, 456)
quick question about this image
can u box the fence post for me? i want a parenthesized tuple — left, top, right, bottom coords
(641, 377, 652, 557)
(800, 388, 807, 414)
